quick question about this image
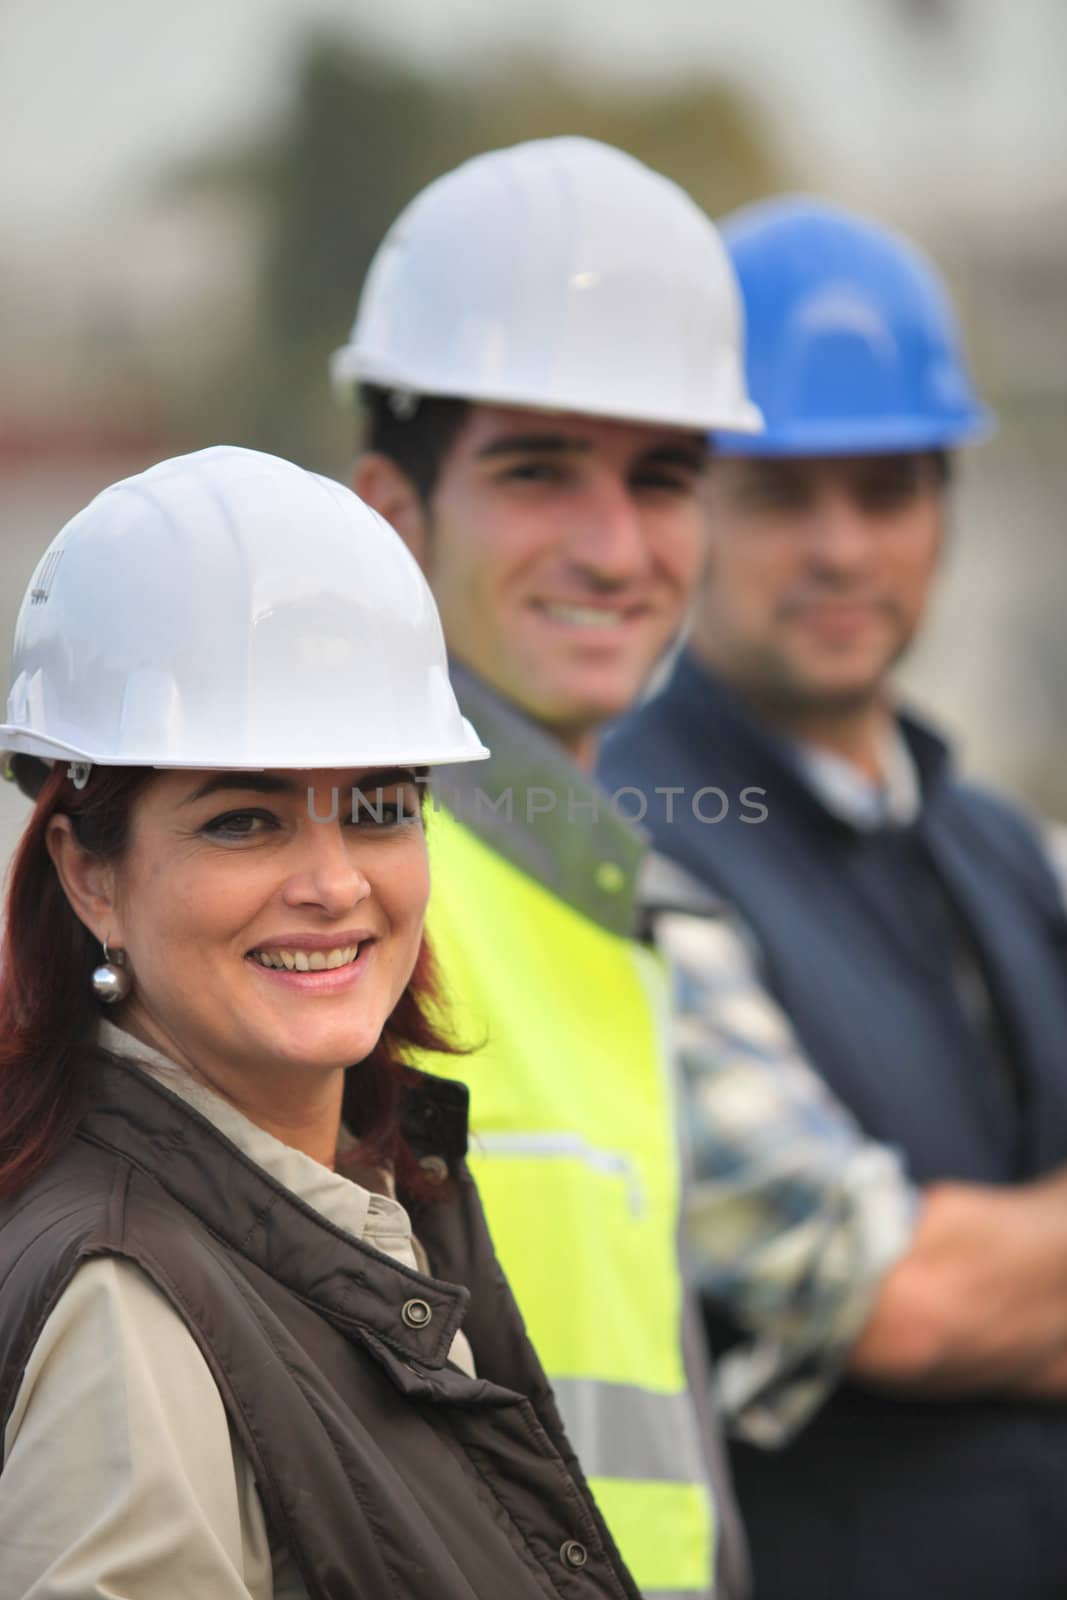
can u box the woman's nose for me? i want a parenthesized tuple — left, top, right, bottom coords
(282, 800, 371, 916)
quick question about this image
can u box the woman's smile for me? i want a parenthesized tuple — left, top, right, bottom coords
(247, 931, 378, 991)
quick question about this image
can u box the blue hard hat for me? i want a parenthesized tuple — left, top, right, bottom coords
(715, 196, 993, 456)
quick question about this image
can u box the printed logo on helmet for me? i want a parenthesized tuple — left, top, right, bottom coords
(29, 549, 63, 606)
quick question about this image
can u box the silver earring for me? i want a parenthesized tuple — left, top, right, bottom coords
(91, 940, 131, 1005)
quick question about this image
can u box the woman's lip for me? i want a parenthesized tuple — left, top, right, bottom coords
(247, 930, 376, 954)
(245, 944, 374, 993)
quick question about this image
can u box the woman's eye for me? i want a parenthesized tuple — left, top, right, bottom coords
(202, 809, 276, 840)
(363, 804, 403, 826)
(348, 787, 421, 828)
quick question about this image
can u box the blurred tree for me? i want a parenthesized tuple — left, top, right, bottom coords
(166, 31, 787, 472)
(475, 58, 783, 221)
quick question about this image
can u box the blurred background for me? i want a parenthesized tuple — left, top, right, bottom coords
(2, 0, 1066, 863)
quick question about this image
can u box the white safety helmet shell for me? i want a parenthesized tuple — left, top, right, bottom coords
(331, 137, 762, 435)
(1, 446, 488, 772)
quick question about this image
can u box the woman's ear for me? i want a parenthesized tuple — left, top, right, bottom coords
(353, 453, 430, 572)
(45, 816, 120, 945)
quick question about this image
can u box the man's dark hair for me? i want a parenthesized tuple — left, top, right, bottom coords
(359, 385, 470, 504)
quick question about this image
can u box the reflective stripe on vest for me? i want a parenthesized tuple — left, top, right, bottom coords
(421, 807, 716, 1597)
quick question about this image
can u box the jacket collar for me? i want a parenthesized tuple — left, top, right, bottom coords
(665, 649, 954, 836)
(98, 1019, 410, 1248)
(789, 722, 921, 830)
(79, 1050, 471, 1370)
(433, 660, 646, 937)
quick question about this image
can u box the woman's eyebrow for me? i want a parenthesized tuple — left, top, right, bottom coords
(181, 773, 297, 807)
(181, 766, 420, 810)
(352, 767, 419, 790)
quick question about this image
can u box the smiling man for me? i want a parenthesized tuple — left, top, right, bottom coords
(331, 138, 760, 1599)
(359, 404, 710, 765)
(602, 198, 1067, 1600)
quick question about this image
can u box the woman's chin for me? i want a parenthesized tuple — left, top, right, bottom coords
(263, 1024, 386, 1077)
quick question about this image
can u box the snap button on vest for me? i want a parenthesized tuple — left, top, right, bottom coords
(560, 1540, 588, 1569)
(418, 1154, 448, 1183)
(401, 1297, 432, 1329)
(595, 860, 625, 894)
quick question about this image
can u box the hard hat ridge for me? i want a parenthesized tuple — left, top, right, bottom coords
(1, 446, 489, 782)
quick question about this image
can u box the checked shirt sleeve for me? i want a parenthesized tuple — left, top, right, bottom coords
(656, 903, 919, 1448)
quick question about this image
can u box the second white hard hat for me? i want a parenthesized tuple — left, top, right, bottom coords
(1, 446, 488, 774)
(331, 137, 762, 435)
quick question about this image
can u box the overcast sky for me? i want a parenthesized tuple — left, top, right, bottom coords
(3, 0, 1066, 249)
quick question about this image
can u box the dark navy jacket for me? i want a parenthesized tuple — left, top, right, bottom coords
(601, 652, 1067, 1600)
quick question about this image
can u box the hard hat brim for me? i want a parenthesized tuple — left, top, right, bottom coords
(0, 720, 490, 774)
(713, 407, 995, 458)
(332, 348, 765, 437)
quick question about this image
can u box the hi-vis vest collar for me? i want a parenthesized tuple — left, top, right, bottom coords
(437, 661, 646, 939)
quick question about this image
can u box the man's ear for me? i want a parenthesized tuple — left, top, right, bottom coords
(353, 453, 430, 572)
(46, 816, 120, 947)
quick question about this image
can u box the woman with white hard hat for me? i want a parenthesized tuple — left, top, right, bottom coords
(0, 447, 640, 1600)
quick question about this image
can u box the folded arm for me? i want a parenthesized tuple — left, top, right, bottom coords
(850, 1168, 1067, 1394)
(659, 893, 1067, 1448)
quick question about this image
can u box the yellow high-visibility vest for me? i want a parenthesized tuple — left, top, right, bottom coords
(421, 802, 716, 1598)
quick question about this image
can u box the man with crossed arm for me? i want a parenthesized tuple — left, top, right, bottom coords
(604, 198, 1067, 1600)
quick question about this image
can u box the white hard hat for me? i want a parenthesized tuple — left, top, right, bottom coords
(1, 446, 488, 776)
(330, 137, 762, 435)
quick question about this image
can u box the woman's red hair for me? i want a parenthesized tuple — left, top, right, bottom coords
(0, 763, 461, 1199)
